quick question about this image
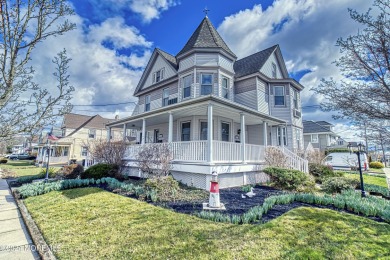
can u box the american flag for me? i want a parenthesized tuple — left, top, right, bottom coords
(47, 133, 59, 141)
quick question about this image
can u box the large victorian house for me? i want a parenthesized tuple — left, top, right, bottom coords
(107, 17, 307, 189)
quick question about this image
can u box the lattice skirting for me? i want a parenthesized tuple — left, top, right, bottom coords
(123, 166, 270, 190)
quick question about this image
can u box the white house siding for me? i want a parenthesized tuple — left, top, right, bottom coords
(218, 55, 234, 72)
(290, 85, 302, 127)
(247, 125, 263, 145)
(142, 55, 176, 91)
(260, 52, 283, 79)
(257, 78, 269, 114)
(269, 84, 292, 124)
(234, 77, 257, 110)
(179, 55, 195, 72)
(195, 53, 218, 67)
(178, 73, 194, 102)
(219, 71, 234, 102)
(194, 70, 218, 98)
(138, 82, 179, 112)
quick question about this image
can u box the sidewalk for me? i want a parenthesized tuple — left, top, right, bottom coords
(0, 175, 38, 259)
(383, 167, 390, 190)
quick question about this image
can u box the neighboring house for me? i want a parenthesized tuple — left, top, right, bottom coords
(107, 16, 307, 189)
(35, 113, 122, 165)
(303, 120, 339, 151)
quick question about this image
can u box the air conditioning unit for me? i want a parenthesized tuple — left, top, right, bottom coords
(293, 109, 301, 118)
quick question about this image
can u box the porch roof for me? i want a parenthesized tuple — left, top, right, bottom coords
(107, 95, 286, 129)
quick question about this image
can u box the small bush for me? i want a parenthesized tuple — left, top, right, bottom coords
(81, 163, 119, 179)
(144, 176, 179, 201)
(59, 164, 84, 179)
(322, 177, 359, 193)
(369, 161, 384, 169)
(309, 163, 343, 183)
(39, 167, 59, 178)
(263, 167, 309, 191)
(241, 185, 252, 193)
(0, 158, 7, 164)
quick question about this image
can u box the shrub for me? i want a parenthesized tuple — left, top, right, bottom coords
(81, 163, 119, 179)
(264, 147, 289, 168)
(263, 167, 309, 191)
(369, 161, 384, 169)
(16, 173, 45, 184)
(58, 164, 84, 179)
(322, 177, 359, 193)
(309, 163, 343, 183)
(144, 176, 179, 201)
(241, 185, 252, 193)
(0, 158, 7, 164)
(39, 167, 59, 178)
(325, 148, 350, 155)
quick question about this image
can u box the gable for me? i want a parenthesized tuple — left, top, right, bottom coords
(135, 51, 177, 95)
(260, 49, 288, 79)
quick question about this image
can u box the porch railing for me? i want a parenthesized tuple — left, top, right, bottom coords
(125, 141, 265, 163)
(279, 146, 309, 173)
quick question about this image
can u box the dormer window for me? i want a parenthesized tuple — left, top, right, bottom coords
(272, 63, 277, 78)
(201, 74, 213, 95)
(153, 68, 165, 83)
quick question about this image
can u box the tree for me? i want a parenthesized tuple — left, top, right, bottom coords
(0, 0, 76, 139)
(86, 139, 128, 167)
(313, 0, 390, 121)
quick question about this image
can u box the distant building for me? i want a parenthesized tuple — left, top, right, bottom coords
(35, 113, 122, 165)
(303, 120, 338, 151)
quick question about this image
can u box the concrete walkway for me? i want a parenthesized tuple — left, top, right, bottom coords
(0, 176, 38, 259)
(383, 167, 390, 190)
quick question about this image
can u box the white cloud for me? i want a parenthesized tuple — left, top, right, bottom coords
(88, 17, 152, 48)
(218, 0, 374, 138)
(130, 0, 178, 23)
(28, 14, 153, 119)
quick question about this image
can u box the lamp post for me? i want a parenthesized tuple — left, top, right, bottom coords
(348, 142, 366, 197)
(45, 138, 51, 182)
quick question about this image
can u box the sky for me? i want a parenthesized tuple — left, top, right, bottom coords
(28, 0, 376, 141)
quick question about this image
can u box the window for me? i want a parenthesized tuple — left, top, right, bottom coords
(88, 129, 96, 139)
(277, 127, 287, 146)
(201, 74, 213, 95)
(221, 77, 229, 99)
(311, 134, 319, 143)
(153, 68, 165, 83)
(293, 90, 299, 109)
(221, 122, 230, 141)
(162, 88, 169, 106)
(182, 75, 192, 99)
(63, 147, 69, 156)
(81, 146, 88, 157)
(200, 122, 208, 140)
(145, 95, 150, 111)
(274, 86, 285, 106)
(62, 128, 66, 137)
(272, 63, 277, 78)
(181, 122, 191, 141)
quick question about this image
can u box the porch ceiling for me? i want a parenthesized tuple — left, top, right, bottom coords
(109, 95, 286, 129)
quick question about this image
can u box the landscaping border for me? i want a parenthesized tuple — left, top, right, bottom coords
(12, 188, 57, 260)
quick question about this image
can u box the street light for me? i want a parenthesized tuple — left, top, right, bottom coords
(348, 142, 366, 197)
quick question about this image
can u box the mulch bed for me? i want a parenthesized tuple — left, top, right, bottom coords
(152, 186, 386, 224)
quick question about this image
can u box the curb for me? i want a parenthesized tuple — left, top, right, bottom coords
(11, 189, 57, 260)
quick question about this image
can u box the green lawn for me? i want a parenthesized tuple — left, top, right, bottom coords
(369, 168, 384, 174)
(344, 172, 389, 188)
(24, 188, 390, 259)
(0, 160, 61, 177)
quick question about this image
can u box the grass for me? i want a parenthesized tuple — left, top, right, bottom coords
(24, 188, 390, 259)
(344, 172, 388, 188)
(0, 160, 60, 178)
(369, 168, 384, 174)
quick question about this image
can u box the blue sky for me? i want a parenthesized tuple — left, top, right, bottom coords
(29, 0, 375, 140)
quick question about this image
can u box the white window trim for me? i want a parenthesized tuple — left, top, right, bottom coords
(311, 134, 319, 143)
(181, 121, 191, 141)
(201, 73, 213, 95)
(162, 88, 169, 107)
(182, 74, 192, 99)
(199, 120, 208, 141)
(272, 62, 277, 79)
(293, 90, 299, 110)
(274, 86, 285, 106)
(221, 121, 231, 142)
(221, 77, 229, 99)
(145, 95, 151, 111)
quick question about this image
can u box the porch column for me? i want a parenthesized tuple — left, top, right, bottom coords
(240, 112, 246, 163)
(207, 103, 213, 163)
(106, 127, 111, 142)
(123, 124, 127, 141)
(168, 112, 173, 143)
(263, 121, 268, 146)
(280, 126, 285, 147)
(141, 118, 146, 145)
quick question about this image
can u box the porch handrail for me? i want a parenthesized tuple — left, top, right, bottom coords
(279, 146, 309, 173)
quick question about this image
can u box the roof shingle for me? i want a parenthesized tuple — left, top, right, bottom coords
(177, 17, 236, 58)
(233, 45, 278, 78)
(303, 120, 335, 134)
